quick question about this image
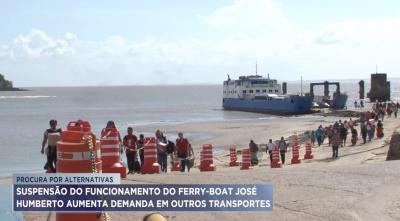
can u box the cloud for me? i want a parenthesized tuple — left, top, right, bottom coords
(8, 29, 76, 59)
(206, 0, 289, 31)
(1, 0, 400, 86)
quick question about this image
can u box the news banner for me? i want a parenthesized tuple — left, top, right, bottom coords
(13, 174, 273, 212)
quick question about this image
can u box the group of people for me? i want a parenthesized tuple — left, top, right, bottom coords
(246, 101, 396, 164)
(41, 120, 194, 174)
(371, 101, 399, 120)
(354, 100, 365, 108)
(248, 137, 288, 166)
(153, 129, 194, 173)
(311, 101, 395, 159)
(313, 119, 358, 159)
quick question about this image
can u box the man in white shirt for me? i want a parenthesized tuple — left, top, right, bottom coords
(267, 139, 276, 163)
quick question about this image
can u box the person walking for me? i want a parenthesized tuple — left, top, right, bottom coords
(377, 120, 384, 138)
(267, 139, 276, 163)
(331, 129, 341, 159)
(186, 144, 195, 172)
(315, 126, 324, 146)
(249, 140, 259, 165)
(310, 131, 316, 146)
(360, 123, 367, 144)
(175, 132, 190, 172)
(123, 127, 138, 174)
(351, 127, 358, 146)
(340, 124, 348, 147)
(137, 134, 145, 166)
(41, 119, 62, 173)
(278, 137, 288, 164)
(155, 130, 168, 173)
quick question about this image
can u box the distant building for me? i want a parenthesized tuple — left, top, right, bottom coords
(367, 73, 390, 102)
(0, 73, 14, 89)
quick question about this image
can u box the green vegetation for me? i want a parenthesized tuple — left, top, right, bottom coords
(0, 73, 15, 90)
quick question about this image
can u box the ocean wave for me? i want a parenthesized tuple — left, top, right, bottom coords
(0, 95, 56, 99)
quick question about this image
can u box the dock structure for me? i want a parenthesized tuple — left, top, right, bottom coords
(309, 81, 348, 109)
(358, 80, 365, 99)
(367, 73, 390, 102)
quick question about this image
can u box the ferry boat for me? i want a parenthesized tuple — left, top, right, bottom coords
(222, 75, 313, 114)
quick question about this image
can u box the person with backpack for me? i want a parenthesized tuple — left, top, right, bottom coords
(175, 132, 190, 172)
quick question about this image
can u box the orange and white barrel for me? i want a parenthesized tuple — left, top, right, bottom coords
(271, 147, 281, 168)
(199, 144, 216, 172)
(291, 135, 301, 164)
(171, 153, 180, 172)
(240, 148, 252, 170)
(56, 120, 103, 221)
(140, 137, 161, 174)
(100, 128, 126, 178)
(304, 141, 314, 159)
(229, 147, 239, 167)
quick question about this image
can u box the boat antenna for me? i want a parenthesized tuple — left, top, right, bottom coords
(255, 61, 258, 75)
(376, 65, 378, 74)
(301, 75, 303, 95)
(227, 74, 231, 81)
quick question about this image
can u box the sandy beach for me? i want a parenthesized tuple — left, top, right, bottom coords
(10, 113, 400, 221)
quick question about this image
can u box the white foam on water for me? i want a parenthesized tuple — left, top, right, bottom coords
(0, 95, 56, 99)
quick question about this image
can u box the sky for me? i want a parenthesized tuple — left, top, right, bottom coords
(0, 0, 400, 86)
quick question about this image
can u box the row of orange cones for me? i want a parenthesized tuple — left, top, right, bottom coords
(229, 138, 314, 169)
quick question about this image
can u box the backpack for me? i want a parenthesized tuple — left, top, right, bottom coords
(166, 140, 175, 154)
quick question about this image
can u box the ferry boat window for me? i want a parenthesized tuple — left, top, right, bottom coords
(269, 90, 273, 93)
(275, 89, 279, 92)
(249, 90, 253, 93)
(256, 90, 260, 93)
(243, 90, 246, 93)
(262, 90, 266, 93)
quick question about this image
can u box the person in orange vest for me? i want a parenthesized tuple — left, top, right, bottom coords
(175, 132, 190, 172)
(123, 127, 138, 174)
(41, 119, 62, 173)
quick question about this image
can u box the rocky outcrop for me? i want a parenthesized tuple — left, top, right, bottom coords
(386, 128, 400, 160)
(0, 73, 25, 91)
(0, 73, 13, 89)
